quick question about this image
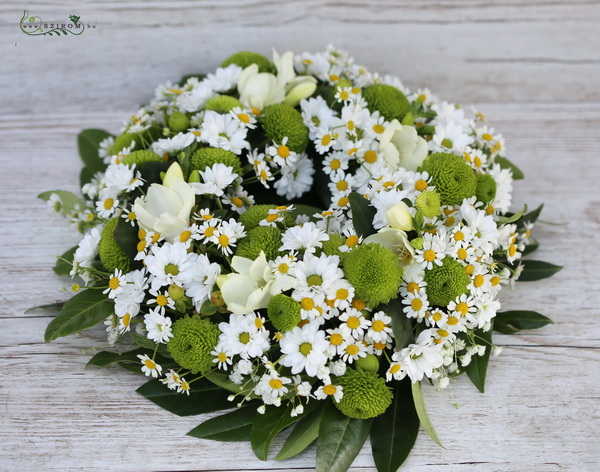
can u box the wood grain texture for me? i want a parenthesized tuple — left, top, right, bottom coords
(1, 1, 600, 471)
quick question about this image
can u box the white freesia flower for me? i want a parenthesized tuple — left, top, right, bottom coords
(237, 50, 317, 111)
(379, 120, 428, 171)
(218, 251, 296, 315)
(133, 162, 195, 242)
(364, 228, 415, 266)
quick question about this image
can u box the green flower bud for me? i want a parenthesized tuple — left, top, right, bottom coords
(190, 147, 242, 176)
(355, 354, 380, 373)
(267, 294, 301, 332)
(98, 217, 130, 272)
(335, 369, 392, 419)
(415, 190, 442, 218)
(321, 233, 345, 257)
(108, 132, 142, 156)
(211, 291, 225, 307)
(259, 103, 309, 153)
(410, 237, 424, 250)
(342, 243, 403, 307)
(424, 256, 471, 306)
(168, 111, 190, 132)
(475, 173, 497, 204)
(167, 315, 219, 374)
(362, 84, 410, 122)
(420, 153, 477, 206)
(235, 226, 282, 261)
(168, 284, 185, 301)
(204, 95, 243, 114)
(220, 51, 273, 73)
(239, 204, 294, 230)
(121, 150, 162, 167)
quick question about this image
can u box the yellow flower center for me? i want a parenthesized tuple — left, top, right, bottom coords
(330, 333, 343, 346)
(323, 384, 337, 395)
(345, 344, 359, 356)
(218, 234, 230, 247)
(338, 196, 349, 207)
(231, 196, 244, 208)
(301, 298, 315, 310)
(372, 320, 385, 332)
(277, 145, 290, 158)
(456, 302, 469, 316)
(217, 352, 228, 362)
(336, 180, 349, 191)
(457, 248, 467, 260)
(423, 250, 436, 262)
(156, 295, 168, 306)
(415, 179, 428, 191)
(345, 235, 359, 247)
(372, 124, 385, 134)
(336, 288, 349, 300)
(238, 113, 250, 123)
(474, 274, 485, 287)
(411, 298, 423, 311)
(103, 198, 114, 210)
(363, 150, 377, 163)
(321, 134, 332, 146)
(179, 230, 192, 243)
(266, 213, 279, 223)
(269, 379, 283, 390)
(127, 212, 136, 221)
(407, 282, 419, 294)
(330, 159, 341, 170)
(390, 364, 401, 374)
(482, 133, 493, 141)
(347, 316, 360, 329)
(108, 277, 120, 290)
(144, 359, 156, 369)
(352, 299, 366, 310)
(278, 263, 289, 274)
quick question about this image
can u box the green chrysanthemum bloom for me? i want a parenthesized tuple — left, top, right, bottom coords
(362, 84, 410, 122)
(415, 190, 442, 218)
(167, 315, 219, 374)
(236, 226, 282, 261)
(168, 111, 190, 132)
(475, 173, 497, 204)
(190, 147, 242, 176)
(98, 217, 130, 272)
(108, 132, 142, 156)
(260, 103, 309, 153)
(121, 150, 162, 167)
(424, 256, 471, 306)
(267, 294, 301, 332)
(420, 152, 477, 206)
(239, 204, 295, 230)
(204, 95, 244, 114)
(220, 51, 273, 73)
(321, 233, 345, 257)
(342, 243, 403, 307)
(335, 369, 392, 419)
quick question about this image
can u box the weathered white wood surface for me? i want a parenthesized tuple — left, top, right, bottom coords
(1, 1, 600, 471)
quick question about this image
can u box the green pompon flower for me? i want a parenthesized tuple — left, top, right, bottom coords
(321, 233, 345, 257)
(239, 204, 295, 230)
(415, 190, 442, 218)
(108, 132, 142, 156)
(424, 256, 471, 307)
(235, 226, 282, 261)
(260, 103, 309, 153)
(342, 243, 403, 307)
(267, 294, 301, 332)
(167, 315, 220, 374)
(168, 111, 190, 132)
(98, 217, 131, 273)
(190, 147, 242, 176)
(204, 95, 244, 114)
(362, 84, 410, 122)
(476, 173, 497, 204)
(220, 51, 273, 73)
(335, 369, 392, 419)
(121, 150, 162, 167)
(420, 152, 477, 205)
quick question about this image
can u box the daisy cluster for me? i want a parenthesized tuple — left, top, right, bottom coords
(47, 46, 534, 419)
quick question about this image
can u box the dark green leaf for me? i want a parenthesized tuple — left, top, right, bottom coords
(497, 204, 527, 225)
(371, 379, 419, 472)
(26, 302, 64, 315)
(77, 129, 112, 174)
(493, 310, 553, 334)
(521, 238, 539, 257)
(206, 371, 258, 398)
(188, 404, 257, 441)
(250, 401, 319, 461)
(87, 347, 173, 369)
(53, 246, 77, 276)
(411, 381, 443, 447)
(44, 289, 114, 342)
(79, 166, 95, 189)
(348, 192, 377, 238)
(316, 401, 373, 472)
(136, 377, 232, 416)
(519, 260, 563, 282)
(518, 203, 544, 228)
(276, 403, 324, 461)
(495, 156, 524, 180)
(38, 190, 86, 218)
(464, 327, 493, 393)
(113, 217, 140, 265)
(381, 298, 414, 349)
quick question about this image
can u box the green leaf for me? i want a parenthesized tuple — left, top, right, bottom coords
(518, 203, 544, 228)
(136, 377, 232, 416)
(53, 246, 77, 276)
(370, 379, 420, 472)
(518, 260, 563, 282)
(497, 204, 527, 225)
(251, 401, 319, 461)
(401, 112, 414, 126)
(276, 403, 324, 461)
(316, 401, 373, 472)
(113, 217, 140, 265)
(87, 347, 173, 369)
(495, 156, 524, 180)
(493, 310, 553, 334)
(26, 302, 64, 315)
(188, 404, 257, 441)
(348, 192, 377, 238)
(44, 289, 114, 342)
(382, 298, 414, 349)
(411, 381, 443, 447)
(38, 190, 86, 218)
(77, 129, 112, 174)
(463, 327, 493, 393)
(205, 371, 258, 398)
(80, 166, 95, 189)
(521, 238, 539, 257)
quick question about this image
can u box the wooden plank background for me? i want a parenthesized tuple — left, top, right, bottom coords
(1, 1, 599, 471)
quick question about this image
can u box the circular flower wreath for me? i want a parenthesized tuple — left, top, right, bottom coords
(42, 46, 559, 471)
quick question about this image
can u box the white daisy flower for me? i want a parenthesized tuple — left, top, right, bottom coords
(103, 269, 126, 299)
(138, 354, 162, 378)
(393, 329, 444, 382)
(218, 313, 271, 359)
(279, 322, 330, 377)
(192, 163, 238, 197)
(144, 308, 174, 344)
(151, 132, 195, 155)
(200, 110, 249, 154)
(280, 222, 329, 254)
(273, 153, 314, 199)
(339, 308, 371, 338)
